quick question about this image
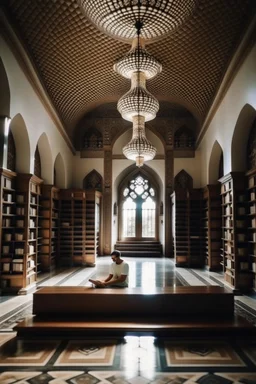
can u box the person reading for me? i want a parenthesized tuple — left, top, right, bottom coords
(89, 250, 129, 288)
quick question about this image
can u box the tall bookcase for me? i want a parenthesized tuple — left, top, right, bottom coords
(202, 184, 222, 271)
(0, 173, 43, 294)
(85, 190, 102, 266)
(58, 189, 86, 266)
(171, 188, 204, 267)
(15, 174, 43, 293)
(188, 188, 204, 267)
(0, 168, 17, 292)
(39, 185, 59, 272)
(247, 168, 256, 290)
(171, 188, 189, 266)
(58, 189, 102, 267)
(219, 172, 253, 292)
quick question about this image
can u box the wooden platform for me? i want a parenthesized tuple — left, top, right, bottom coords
(32, 286, 234, 316)
(13, 285, 256, 337)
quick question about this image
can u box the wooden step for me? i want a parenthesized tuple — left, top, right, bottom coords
(14, 314, 255, 337)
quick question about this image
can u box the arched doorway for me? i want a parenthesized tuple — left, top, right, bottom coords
(118, 170, 160, 241)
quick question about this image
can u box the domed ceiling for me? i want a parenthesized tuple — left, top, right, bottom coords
(1, 0, 255, 149)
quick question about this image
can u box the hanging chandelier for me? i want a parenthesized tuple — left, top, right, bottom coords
(78, 0, 197, 166)
(77, 0, 197, 41)
(113, 18, 159, 167)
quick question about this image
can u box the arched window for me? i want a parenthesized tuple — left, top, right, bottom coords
(121, 175, 156, 239)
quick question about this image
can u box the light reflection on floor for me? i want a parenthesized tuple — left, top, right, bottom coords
(122, 336, 156, 377)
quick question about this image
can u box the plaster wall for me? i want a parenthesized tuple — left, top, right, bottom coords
(174, 151, 202, 188)
(72, 154, 104, 188)
(0, 37, 73, 186)
(199, 44, 256, 185)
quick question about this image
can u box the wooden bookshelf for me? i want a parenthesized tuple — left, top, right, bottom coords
(247, 168, 256, 291)
(202, 184, 222, 271)
(85, 190, 102, 266)
(171, 188, 189, 266)
(219, 172, 253, 292)
(171, 188, 204, 267)
(58, 189, 86, 266)
(38, 185, 59, 272)
(0, 168, 17, 292)
(188, 188, 204, 267)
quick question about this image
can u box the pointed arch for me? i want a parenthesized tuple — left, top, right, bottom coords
(7, 130, 16, 171)
(174, 170, 193, 190)
(83, 169, 103, 191)
(208, 140, 223, 184)
(117, 165, 162, 241)
(9, 114, 30, 173)
(54, 153, 66, 188)
(231, 104, 256, 172)
(0, 58, 10, 116)
(36, 133, 53, 182)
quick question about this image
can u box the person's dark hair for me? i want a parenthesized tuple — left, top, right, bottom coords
(111, 250, 121, 257)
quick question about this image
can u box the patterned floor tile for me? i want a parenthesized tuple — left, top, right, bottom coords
(0, 338, 60, 366)
(164, 340, 245, 367)
(0, 371, 41, 384)
(0, 371, 255, 384)
(240, 343, 256, 366)
(54, 339, 117, 366)
(0, 332, 16, 347)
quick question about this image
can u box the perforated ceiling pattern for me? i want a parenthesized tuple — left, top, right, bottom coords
(1, 0, 255, 142)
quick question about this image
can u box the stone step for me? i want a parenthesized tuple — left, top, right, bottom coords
(114, 241, 163, 257)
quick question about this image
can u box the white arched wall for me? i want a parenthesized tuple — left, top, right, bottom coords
(231, 104, 256, 172)
(54, 153, 66, 188)
(9, 113, 30, 173)
(37, 133, 53, 183)
(199, 43, 256, 185)
(208, 140, 223, 184)
(0, 36, 73, 186)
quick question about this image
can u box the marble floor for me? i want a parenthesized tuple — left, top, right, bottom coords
(0, 257, 256, 383)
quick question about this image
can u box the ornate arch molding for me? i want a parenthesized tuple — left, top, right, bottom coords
(174, 125, 195, 149)
(82, 127, 103, 150)
(83, 169, 103, 192)
(174, 170, 193, 190)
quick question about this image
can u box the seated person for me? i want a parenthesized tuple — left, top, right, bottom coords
(89, 250, 129, 288)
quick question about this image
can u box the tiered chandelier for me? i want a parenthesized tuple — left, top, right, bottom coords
(78, 0, 197, 166)
(114, 25, 160, 167)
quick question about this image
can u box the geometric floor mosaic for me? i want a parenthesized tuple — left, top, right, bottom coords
(55, 339, 117, 366)
(0, 371, 256, 383)
(164, 339, 245, 367)
(0, 334, 255, 383)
